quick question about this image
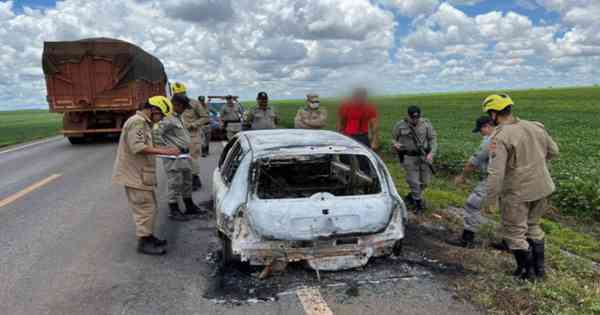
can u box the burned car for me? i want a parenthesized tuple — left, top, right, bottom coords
(213, 129, 407, 271)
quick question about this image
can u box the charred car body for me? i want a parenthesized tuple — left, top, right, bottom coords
(213, 130, 407, 271)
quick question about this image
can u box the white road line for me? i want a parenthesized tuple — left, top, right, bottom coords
(0, 136, 62, 155)
(0, 174, 62, 208)
(296, 287, 334, 315)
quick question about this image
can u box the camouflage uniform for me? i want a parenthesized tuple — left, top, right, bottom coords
(392, 118, 437, 203)
(463, 137, 491, 233)
(487, 118, 559, 250)
(294, 107, 327, 129)
(153, 112, 193, 204)
(220, 103, 243, 139)
(244, 107, 278, 130)
(182, 100, 209, 174)
(112, 111, 157, 237)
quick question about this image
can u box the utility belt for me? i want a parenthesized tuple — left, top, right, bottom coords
(396, 148, 430, 163)
(223, 120, 241, 129)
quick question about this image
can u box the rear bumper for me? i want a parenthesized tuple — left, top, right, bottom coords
(224, 209, 404, 271)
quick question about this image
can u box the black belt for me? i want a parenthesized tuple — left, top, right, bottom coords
(400, 151, 422, 156)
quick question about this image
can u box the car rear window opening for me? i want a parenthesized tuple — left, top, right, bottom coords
(255, 154, 381, 199)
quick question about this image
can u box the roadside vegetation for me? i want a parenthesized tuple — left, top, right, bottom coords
(0, 110, 61, 147)
(272, 86, 600, 314)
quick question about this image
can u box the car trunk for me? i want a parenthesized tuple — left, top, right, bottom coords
(246, 154, 393, 240)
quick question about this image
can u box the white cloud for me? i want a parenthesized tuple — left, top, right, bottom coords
(383, 0, 439, 17)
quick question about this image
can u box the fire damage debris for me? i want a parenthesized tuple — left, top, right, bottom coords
(202, 222, 474, 305)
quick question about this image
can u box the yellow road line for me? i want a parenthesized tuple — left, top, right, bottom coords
(0, 174, 62, 208)
(296, 287, 334, 315)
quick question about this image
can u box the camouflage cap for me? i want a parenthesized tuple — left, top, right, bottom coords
(306, 93, 319, 102)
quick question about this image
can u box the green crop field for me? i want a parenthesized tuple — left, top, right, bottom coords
(271, 86, 600, 220)
(0, 110, 61, 147)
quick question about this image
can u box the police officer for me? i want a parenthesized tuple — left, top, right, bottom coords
(198, 96, 211, 157)
(154, 93, 204, 220)
(180, 86, 209, 191)
(294, 93, 327, 129)
(392, 105, 437, 213)
(219, 95, 243, 139)
(244, 91, 278, 130)
(483, 94, 559, 280)
(112, 96, 180, 255)
(447, 116, 494, 248)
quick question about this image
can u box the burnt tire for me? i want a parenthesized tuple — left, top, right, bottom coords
(67, 137, 86, 145)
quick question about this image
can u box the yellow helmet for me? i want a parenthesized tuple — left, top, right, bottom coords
(147, 96, 173, 116)
(482, 94, 514, 112)
(171, 82, 187, 95)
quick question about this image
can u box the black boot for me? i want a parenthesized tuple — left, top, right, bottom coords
(137, 236, 166, 256)
(512, 249, 535, 280)
(404, 194, 414, 207)
(169, 203, 190, 222)
(414, 199, 425, 214)
(184, 198, 206, 217)
(490, 239, 510, 252)
(447, 230, 475, 248)
(149, 234, 167, 247)
(528, 239, 545, 279)
(192, 176, 202, 191)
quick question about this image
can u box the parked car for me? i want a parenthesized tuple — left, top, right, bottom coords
(207, 96, 244, 140)
(213, 129, 407, 271)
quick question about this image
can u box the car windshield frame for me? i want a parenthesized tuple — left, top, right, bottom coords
(249, 152, 385, 200)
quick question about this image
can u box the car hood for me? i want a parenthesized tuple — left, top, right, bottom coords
(245, 192, 392, 241)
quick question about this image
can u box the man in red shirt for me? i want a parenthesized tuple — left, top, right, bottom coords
(337, 87, 379, 149)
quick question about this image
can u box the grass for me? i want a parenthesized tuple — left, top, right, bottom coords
(268, 86, 600, 314)
(0, 110, 61, 147)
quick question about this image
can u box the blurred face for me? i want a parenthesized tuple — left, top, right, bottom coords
(257, 98, 268, 108)
(226, 98, 234, 106)
(173, 102, 186, 114)
(149, 107, 164, 123)
(480, 124, 493, 137)
(352, 90, 368, 103)
(307, 99, 320, 109)
(408, 112, 420, 125)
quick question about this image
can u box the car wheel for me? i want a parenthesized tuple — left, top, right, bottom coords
(67, 137, 86, 145)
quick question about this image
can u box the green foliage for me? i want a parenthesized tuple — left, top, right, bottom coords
(0, 110, 61, 147)
(272, 86, 600, 219)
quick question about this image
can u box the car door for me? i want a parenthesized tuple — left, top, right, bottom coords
(214, 138, 248, 225)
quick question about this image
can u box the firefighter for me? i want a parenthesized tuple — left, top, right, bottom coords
(447, 116, 494, 248)
(243, 91, 278, 130)
(483, 94, 559, 280)
(219, 95, 243, 140)
(154, 93, 204, 221)
(391, 105, 437, 214)
(112, 96, 180, 255)
(294, 93, 327, 129)
(180, 85, 209, 191)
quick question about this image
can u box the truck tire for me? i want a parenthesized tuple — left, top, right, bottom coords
(67, 137, 86, 145)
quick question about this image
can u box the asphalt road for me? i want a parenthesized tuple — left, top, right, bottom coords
(0, 137, 482, 315)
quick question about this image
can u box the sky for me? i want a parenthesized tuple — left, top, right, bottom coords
(0, 0, 599, 110)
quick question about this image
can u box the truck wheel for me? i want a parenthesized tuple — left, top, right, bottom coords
(67, 137, 86, 145)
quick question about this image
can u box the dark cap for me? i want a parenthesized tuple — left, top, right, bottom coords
(473, 116, 493, 133)
(172, 94, 191, 107)
(198, 96, 205, 102)
(257, 91, 268, 100)
(225, 94, 233, 100)
(407, 105, 421, 118)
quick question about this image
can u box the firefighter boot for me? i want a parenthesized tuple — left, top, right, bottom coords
(528, 238, 545, 279)
(404, 193, 415, 207)
(447, 230, 475, 248)
(512, 249, 535, 280)
(169, 203, 190, 222)
(184, 198, 205, 218)
(149, 234, 167, 247)
(192, 176, 202, 191)
(137, 236, 166, 256)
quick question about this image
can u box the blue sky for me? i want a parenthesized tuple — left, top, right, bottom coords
(0, 0, 599, 110)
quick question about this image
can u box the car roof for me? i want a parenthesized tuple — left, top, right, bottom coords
(239, 129, 368, 154)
